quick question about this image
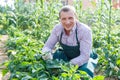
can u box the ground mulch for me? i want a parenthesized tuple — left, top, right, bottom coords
(0, 35, 10, 80)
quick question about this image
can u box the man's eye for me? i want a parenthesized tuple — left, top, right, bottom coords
(62, 18, 66, 20)
(69, 17, 73, 20)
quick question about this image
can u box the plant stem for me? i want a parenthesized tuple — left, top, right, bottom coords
(108, 0, 112, 44)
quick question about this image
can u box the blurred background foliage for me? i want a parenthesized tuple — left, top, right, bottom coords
(0, 0, 120, 80)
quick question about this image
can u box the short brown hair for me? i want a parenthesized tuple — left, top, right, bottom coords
(59, 5, 78, 19)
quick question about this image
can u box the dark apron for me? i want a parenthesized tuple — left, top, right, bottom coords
(53, 26, 98, 78)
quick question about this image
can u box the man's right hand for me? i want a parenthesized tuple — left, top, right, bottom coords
(42, 52, 53, 60)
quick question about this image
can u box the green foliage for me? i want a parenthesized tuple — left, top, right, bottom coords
(4, 28, 91, 79)
(0, 0, 120, 80)
(93, 75, 105, 80)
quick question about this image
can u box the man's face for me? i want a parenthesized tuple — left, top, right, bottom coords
(60, 11, 76, 31)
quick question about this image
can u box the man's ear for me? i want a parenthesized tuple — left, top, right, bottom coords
(59, 19, 61, 22)
(75, 18, 78, 22)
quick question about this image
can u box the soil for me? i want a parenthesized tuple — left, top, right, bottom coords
(0, 35, 10, 80)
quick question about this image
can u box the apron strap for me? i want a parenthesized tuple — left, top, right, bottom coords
(59, 23, 80, 46)
(59, 31, 63, 44)
(75, 23, 80, 46)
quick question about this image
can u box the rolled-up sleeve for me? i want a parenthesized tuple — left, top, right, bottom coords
(70, 29, 92, 66)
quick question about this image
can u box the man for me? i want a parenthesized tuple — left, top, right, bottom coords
(42, 5, 98, 77)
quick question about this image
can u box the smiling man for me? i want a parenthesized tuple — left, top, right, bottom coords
(42, 5, 98, 78)
(59, 7, 76, 35)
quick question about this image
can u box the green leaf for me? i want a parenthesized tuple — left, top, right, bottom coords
(2, 69, 9, 76)
(93, 75, 105, 80)
(61, 73, 68, 77)
(46, 60, 61, 69)
(12, 78, 19, 80)
(116, 59, 120, 66)
(20, 61, 31, 67)
(52, 76, 59, 80)
(79, 71, 87, 75)
(21, 75, 32, 80)
(110, 62, 114, 68)
(74, 74, 80, 79)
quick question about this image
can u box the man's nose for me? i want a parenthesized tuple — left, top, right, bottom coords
(66, 20, 70, 24)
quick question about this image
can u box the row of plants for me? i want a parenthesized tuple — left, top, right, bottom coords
(90, 0, 120, 79)
(0, 0, 95, 80)
(5, 29, 92, 80)
(0, 0, 120, 80)
(75, 0, 120, 78)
